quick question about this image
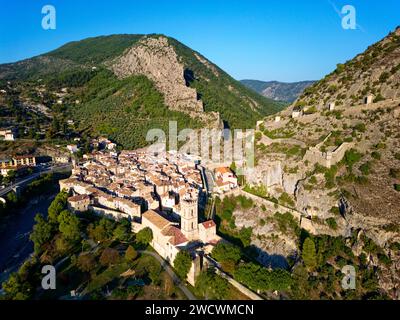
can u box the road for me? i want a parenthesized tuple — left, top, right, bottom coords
(138, 250, 196, 300)
(0, 193, 57, 282)
(203, 168, 215, 194)
(0, 163, 71, 198)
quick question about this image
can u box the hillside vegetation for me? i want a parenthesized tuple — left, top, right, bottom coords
(0, 34, 283, 148)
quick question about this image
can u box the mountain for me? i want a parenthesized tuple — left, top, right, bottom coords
(241, 27, 400, 298)
(241, 79, 315, 102)
(0, 34, 283, 149)
(293, 27, 400, 109)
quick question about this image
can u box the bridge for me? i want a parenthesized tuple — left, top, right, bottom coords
(0, 163, 72, 198)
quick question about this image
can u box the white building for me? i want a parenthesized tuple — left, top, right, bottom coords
(365, 95, 374, 105)
(214, 167, 238, 193)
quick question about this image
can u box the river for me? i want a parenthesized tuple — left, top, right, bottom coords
(0, 193, 57, 283)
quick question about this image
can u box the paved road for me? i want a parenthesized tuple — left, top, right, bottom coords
(0, 164, 71, 198)
(138, 250, 196, 300)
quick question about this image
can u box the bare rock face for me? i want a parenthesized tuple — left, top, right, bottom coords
(233, 206, 297, 269)
(111, 36, 220, 126)
(245, 159, 283, 188)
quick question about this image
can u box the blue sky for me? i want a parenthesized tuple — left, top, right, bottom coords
(0, 0, 399, 82)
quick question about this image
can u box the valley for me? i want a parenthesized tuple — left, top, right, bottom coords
(0, 25, 400, 301)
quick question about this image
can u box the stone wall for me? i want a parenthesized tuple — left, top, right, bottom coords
(303, 142, 353, 168)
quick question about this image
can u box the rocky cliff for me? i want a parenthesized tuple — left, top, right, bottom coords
(111, 36, 219, 125)
(239, 28, 400, 298)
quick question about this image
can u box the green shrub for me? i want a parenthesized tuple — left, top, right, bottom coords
(344, 149, 362, 170)
(353, 123, 366, 132)
(326, 218, 338, 230)
(278, 192, 295, 207)
(324, 165, 338, 188)
(373, 93, 385, 103)
(359, 162, 371, 176)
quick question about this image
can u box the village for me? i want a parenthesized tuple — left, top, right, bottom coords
(58, 146, 239, 285)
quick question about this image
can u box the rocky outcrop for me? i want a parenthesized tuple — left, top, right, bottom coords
(233, 206, 297, 269)
(245, 160, 283, 188)
(111, 36, 220, 126)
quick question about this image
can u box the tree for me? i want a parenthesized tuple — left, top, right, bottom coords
(195, 267, 229, 299)
(2, 273, 32, 300)
(5, 170, 17, 183)
(136, 227, 153, 246)
(77, 253, 96, 272)
(147, 260, 162, 285)
(113, 220, 130, 241)
(57, 210, 80, 241)
(99, 247, 120, 266)
(302, 237, 317, 271)
(55, 235, 71, 254)
(267, 269, 293, 291)
(173, 250, 192, 281)
(48, 191, 68, 223)
(233, 262, 292, 292)
(6, 191, 18, 205)
(30, 213, 53, 253)
(233, 262, 262, 290)
(125, 245, 138, 262)
(87, 218, 115, 242)
(211, 242, 241, 265)
(87, 223, 108, 243)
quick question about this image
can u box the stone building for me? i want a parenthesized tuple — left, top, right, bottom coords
(68, 194, 91, 212)
(303, 135, 353, 168)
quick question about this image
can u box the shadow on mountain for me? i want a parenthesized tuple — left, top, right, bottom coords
(184, 68, 195, 86)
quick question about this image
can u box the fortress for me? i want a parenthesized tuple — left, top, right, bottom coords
(303, 134, 353, 168)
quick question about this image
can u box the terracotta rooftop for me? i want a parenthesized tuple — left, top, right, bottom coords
(142, 210, 171, 230)
(162, 226, 188, 245)
(201, 220, 216, 229)
(215, 167, 231, 174)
